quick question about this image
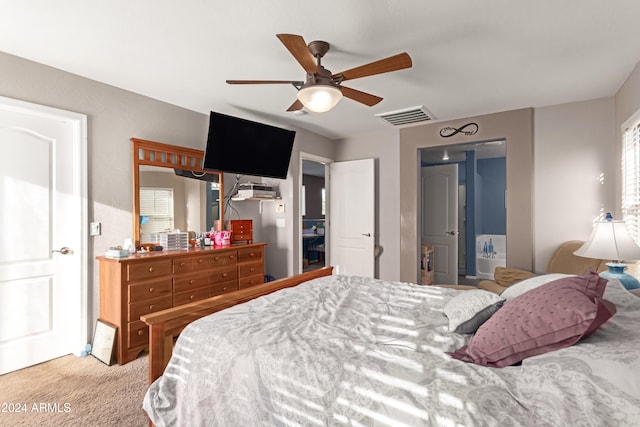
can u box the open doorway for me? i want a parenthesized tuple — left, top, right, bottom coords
(420, 140, 506, 285)
(300, 156, 329, 273)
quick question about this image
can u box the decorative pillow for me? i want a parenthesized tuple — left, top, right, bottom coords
(443, 290, 505, 334)
(448, 271, 616, 367)
(500, 273, 575, 301)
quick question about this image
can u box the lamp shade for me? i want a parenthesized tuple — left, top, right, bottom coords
(573, 219, 640, 261)
(296, 83, 342, 113)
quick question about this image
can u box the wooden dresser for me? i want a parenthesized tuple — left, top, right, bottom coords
(97, 243, 266, 365)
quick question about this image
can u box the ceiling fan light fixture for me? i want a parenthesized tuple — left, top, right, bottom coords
(296, 82, 343, 113)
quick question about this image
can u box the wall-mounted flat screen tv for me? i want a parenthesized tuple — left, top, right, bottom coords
(203, 112, 296, 179)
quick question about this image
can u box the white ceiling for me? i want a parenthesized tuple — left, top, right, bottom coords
(2, 1, 640, 140)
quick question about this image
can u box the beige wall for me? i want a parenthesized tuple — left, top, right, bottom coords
(3, 45, 639, 334)
(0, 50, 335, 340)
(334, 76, 639, 283)
(229, 127, 336, 280)
(399, 109, 534, 283)
(335, 128, 400, 280)
(0, 51, 210, 339)
(533, 97, 616, 272)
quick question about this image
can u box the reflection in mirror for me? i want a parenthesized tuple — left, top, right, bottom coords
(138, 166, 221, 244)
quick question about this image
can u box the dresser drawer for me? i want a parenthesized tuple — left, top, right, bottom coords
(238, 273, 264, 290)
(128, 295, 172, 322)
(229, 220, 252, 232)
(211, 280, 238, 296)
(174, 272, 209, 293)
(237, 246, 263, 262)
(128, 320, 149, 348)
(173, 258, 192, 274)
(233, 232, 252, 242)
(128, 259, 172, 282)
(238, 260, 263, 278)
(128, 279, 172, 303)
(191, 255, 212, 272)
(211, 250, 237, 266)
(174, 286, 210, 306)
(210, 264, 238, 283)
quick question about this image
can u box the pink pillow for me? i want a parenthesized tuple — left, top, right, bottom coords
(448, 271, 616, 367)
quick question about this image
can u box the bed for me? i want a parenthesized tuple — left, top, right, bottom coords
(142, 269, 640, 426)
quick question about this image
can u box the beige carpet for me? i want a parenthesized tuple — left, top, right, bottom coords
(0, 352, 149, 427)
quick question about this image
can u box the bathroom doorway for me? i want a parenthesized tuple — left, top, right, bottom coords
(301, 157, 328, 273)
(420, 140, 506, 285)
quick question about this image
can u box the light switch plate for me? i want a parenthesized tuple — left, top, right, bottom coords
(276, 218, 286, 228)
(90, 222, 101, 236)
(275, 203, 285, 213)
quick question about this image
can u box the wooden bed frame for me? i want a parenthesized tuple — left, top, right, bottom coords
(141, 266, 334, 384)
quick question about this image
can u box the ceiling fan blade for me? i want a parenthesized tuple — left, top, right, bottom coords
(333, 52, 412, 81)
(341, 86, 383, 107)
(226, 80, 300, 85)
(276, 34, 319, 74)
(287, 99, 304, 112)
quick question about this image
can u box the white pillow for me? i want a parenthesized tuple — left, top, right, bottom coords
(500, 273, 576, 301)
(443, 290, 505, 334)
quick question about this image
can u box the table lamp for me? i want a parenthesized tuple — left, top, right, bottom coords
(573, 213, 640, 290)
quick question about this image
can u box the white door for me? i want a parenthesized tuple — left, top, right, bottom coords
(421, 164, 458, 284)
(0, 96, 87, 374)
(329, 158, 375, 277)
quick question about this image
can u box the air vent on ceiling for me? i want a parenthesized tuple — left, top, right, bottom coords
(375, 106, 435, 127)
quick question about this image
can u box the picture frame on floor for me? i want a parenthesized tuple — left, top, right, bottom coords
(92, 319, 117, 366)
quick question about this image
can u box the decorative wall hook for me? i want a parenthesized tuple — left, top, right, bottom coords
(439, 122, 479, 138)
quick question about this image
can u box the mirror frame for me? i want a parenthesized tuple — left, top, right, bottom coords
(131, 137, 224, 246)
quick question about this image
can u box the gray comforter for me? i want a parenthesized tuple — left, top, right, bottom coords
(143, 275, 640, 426)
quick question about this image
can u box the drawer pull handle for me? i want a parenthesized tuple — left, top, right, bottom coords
(190, 279, 195, 284)
(222, 287, 228, 291)
(180, 262, 186, 267)
(198, 259, 204, 264)
(249, 252, 255, 257)
(250, 267, 255, 272)
(214, 256, 220, 261)
(149, 304, 155, 310)
(222, 273, 228, 278)
(229, 255, 235, 259)
(190, 295, 195, 300)
(148, 267, 154, 273)
(149, 287, 154, 292)
(138, 330, 144, 336)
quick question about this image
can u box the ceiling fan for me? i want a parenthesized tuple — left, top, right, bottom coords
(226, 34, 413, 113)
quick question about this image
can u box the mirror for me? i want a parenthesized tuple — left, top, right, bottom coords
(132, 138, 224, 245)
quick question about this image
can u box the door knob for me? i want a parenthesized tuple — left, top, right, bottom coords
(362, 233, 371, 237)
(51, 247, 72, 255)
(445, 230, 459, 236)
